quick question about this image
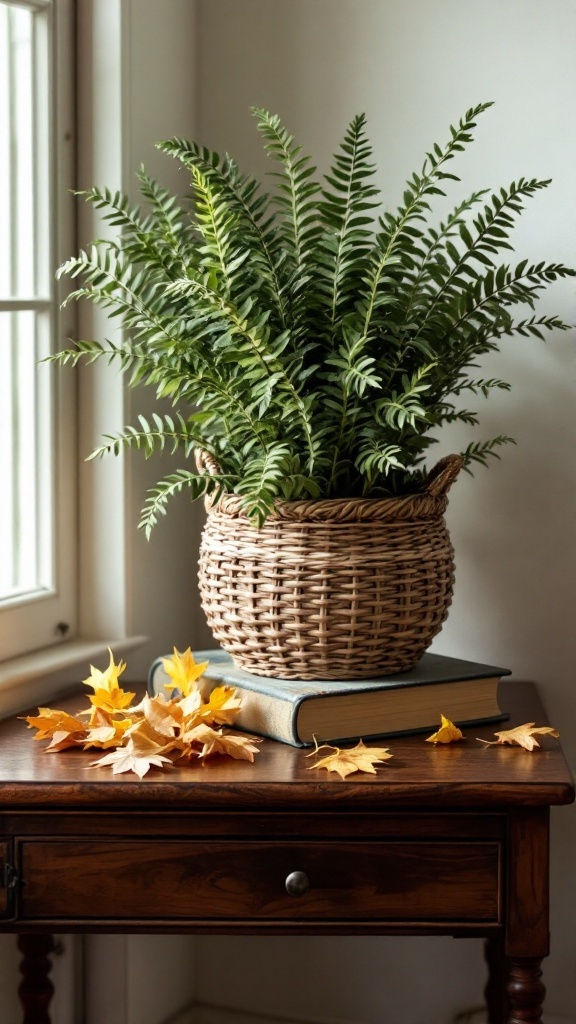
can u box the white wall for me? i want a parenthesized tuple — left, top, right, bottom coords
(3, 3, 573, 1022)
(75, 0, 211, 681)
(81, 3, 201, 1023)
(193, 2, 576, 1023)
(123, 0, 214, 679)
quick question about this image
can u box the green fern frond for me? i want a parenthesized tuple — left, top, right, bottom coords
(451, 377, 512, 398)
(167, 276, 318, 469)
(189, 164, 249, 298)
(158, 137, 289, 327)
(412, 179, 555, 340)
(87, 413, 211, 460)
(47, 339, 120, 366)
(139, 469, 232, 538)
(460, 435, 516, 472)
(318, 113, 380, 328)
(355, 439, 406, 495)
(136, 168, 188, 237)
(377, 103, 494, 265)
(374, 364, 436, 431)
(78, 187, 144, 233)
(55, 101, 574, 531)
(253, 108, 323, 332)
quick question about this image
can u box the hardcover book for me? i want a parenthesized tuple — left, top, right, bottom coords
(148, 649, 510, 748)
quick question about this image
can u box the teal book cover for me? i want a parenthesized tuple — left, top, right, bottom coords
(148, 649, 510, 747)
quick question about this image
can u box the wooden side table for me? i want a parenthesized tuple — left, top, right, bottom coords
(0, 680, 573, 1024)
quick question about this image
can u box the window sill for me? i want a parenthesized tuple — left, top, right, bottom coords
(0, 635, 147, 719)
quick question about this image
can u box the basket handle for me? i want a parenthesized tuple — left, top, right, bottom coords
(423, 454, 464, 497)
(195, 449, 222, 477)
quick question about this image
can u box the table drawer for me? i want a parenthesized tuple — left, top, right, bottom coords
(19, 840, 501, 923)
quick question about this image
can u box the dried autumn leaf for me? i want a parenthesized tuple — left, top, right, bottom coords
(196, 685, 243, 727)
(89, 731, 172, 778)
(183, 723, 261, 762)
(307, 739, 393, 779)
(24, 648, 260, 775)
(82, 649, 135, 712)
(478, 722, 560, 752)
(88, 687, 136, 713)
(177, 688, 203, 721)
(140, 693, 183, 737)
(209, 730, 260, 762)
(83, 647, 126, 691)
(45, 730, 85, 752)
(83, 707, 133, 750)
(124, 716, 171, 748)
(426, 714, 464, 745)
(162, 647, 209, 697)
(23, 708, 86, 743)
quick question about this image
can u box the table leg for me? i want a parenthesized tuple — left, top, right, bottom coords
(505, 958, 545, 1024)
(484, 936, 509, 1023)
(17, 934, 56, 1024)
(504, 808, 549, 1024)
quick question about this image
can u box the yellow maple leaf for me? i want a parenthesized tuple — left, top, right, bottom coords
(140, 693, 183, 738)
(45, 730, 85, 752)
(162, 647, 209, 697)
(83, 647, 126, 692)
(478, 722, 560, 752)
(83, 707, 133, 750)
(196, 685, 243, 727)
(87, 686, 136, 713)
(426, 714, 464, 745)
(183, 723, 260, 762)
(307, 739, 393, 779)
(82, 649, 135, 712)
(89, 731, 172, 778)
(23, 708, 86, 743)
(177, 688, 203, 721)
(123, 716, 168, 747)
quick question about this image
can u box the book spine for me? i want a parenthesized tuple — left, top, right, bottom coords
(147, 660, 304, 747)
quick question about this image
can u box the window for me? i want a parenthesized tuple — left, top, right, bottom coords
(0, 0, 76, 662)
(0, 0, 190, 689)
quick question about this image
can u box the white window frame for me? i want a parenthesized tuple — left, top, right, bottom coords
(0, 0, 77, 662)
(0, 0, 146, 719)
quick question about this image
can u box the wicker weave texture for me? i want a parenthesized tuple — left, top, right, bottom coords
(198, 474, 460, 680)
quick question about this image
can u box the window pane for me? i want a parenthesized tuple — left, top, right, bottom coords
(0, 1, 54, 608)
(0, 3, 36, 298)
(0, 0, 75, 657)
(0, 309, 52, 601)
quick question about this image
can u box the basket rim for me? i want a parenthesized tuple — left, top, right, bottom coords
(206, 490, 451, 523)
(201, 454, 462, 523)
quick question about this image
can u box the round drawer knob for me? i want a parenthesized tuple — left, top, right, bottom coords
(285, 870, 310, 897)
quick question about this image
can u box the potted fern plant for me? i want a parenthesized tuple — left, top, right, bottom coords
(56, 102, 574, 679)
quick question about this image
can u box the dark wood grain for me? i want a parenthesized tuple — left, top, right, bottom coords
(17, 934, 55, 1024)
(0, 679, 572, 1024)
(506, 808, 550, 958)
(0, 810, 508, 840)
(506, 958, 545, 1023)
(485, 935, 509, 1024)
(20, 839, 500, 923)
(0, 682, 572, 809)
(0, 841, 9, 916)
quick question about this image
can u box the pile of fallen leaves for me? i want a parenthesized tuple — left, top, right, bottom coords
(23, 648, 260, 777)
(305, 720, 560, 778)
(24, 650, 560, 780)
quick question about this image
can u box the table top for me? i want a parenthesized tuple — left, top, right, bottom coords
(0, 681, 573, 811)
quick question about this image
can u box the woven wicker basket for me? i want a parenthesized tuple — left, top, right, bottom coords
(197, 453, 463, 680)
